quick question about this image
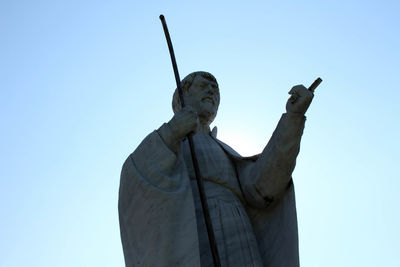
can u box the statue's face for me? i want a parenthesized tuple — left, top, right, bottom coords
(185, 74, 220, 125)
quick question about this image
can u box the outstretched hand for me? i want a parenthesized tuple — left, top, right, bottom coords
(286, 85, 314, 115)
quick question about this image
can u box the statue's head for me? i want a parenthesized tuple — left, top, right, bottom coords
(172, 71, 220, 125)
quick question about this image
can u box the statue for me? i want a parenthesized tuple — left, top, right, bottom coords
(118, 71, 315, 267)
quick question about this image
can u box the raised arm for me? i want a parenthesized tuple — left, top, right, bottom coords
(240, 85, 314, 208)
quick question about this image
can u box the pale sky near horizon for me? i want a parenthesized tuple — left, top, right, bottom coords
(1, 1, 399, 266)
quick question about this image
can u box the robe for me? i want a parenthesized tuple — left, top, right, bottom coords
(119, 113, 305, 267)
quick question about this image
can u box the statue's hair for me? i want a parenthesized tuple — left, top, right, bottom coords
(172, 71, 219, 113)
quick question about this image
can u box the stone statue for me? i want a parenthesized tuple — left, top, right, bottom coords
(118, 71, 314, 267)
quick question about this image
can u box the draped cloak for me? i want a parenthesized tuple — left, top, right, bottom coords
(119, 113, 306, 267)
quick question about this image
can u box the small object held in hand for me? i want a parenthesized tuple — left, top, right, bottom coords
(308, 77, 322, 93)
(289, 77, 322, 103)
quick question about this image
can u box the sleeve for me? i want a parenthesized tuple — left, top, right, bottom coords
(118, 129, 200, 267)
(238, 113, 305, 208)
(125, 124, 185, 191)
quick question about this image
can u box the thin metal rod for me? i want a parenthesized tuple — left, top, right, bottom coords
(159, 14, 222, 267)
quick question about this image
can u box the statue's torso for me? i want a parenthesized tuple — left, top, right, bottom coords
(182, 132, 243, 198)
(182, 133, 263, 267)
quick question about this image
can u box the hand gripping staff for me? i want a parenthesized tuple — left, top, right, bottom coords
(159, 15, 222, 267)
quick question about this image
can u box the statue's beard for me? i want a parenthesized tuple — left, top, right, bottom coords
(198, 110, 216, 125)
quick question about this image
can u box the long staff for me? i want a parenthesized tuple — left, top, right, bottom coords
(159, 14, 222, 267)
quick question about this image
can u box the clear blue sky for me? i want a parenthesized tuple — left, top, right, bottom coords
(1, 1, 399, 266)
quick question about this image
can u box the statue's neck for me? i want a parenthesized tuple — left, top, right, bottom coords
(197, 112, 214, 134)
